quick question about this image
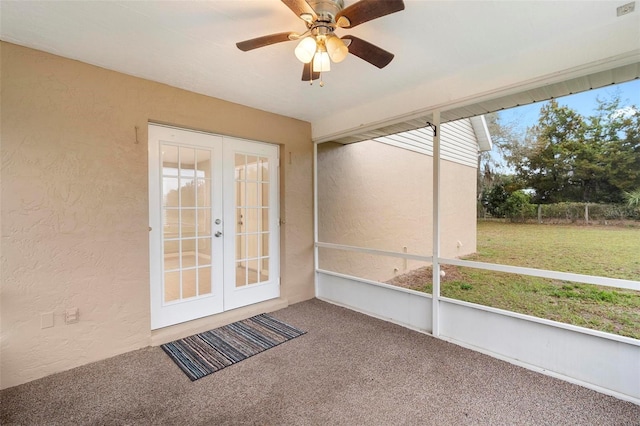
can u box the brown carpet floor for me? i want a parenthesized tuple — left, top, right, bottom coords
(2, 299, 639, 425)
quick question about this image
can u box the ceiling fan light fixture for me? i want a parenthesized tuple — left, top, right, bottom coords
(326, 35, 348, 63)
(294, 36, 317, 63)
(312, 50, 331, 73)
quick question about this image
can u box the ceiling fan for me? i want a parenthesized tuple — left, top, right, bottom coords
(236, 0, 405, 84)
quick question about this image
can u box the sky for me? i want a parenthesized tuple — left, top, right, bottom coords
(497, 79, 640, 132)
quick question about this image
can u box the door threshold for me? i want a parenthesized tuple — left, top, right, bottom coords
(150, 297, 289, 346)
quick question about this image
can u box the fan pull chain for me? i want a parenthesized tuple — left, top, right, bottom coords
(308, 74, 325, 87)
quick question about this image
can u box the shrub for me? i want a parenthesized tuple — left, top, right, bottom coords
(537, 202, 639, 222)
(503, 190, 535, 222)
(540, 202, 581, 221)
(624, 189, 640, 217)
(625, 189, 640, 207)
(482, 183, 509, 217)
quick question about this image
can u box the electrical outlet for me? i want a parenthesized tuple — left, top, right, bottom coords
(65, 307, 79, 324)
(41, 312, 54, 329)
(617, 2, 635, 16)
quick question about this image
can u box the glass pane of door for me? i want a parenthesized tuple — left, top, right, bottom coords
(162, 143, 214, 303)
(234, 154, 270, 287)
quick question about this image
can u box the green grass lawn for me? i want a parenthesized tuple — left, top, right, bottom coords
(408, 221, 640, 339)
(470, 221, 640, 280)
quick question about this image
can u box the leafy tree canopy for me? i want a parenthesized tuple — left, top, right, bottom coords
(480, 93, 639, 206)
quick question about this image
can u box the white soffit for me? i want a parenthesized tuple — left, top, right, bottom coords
(324, 62, 640, 145)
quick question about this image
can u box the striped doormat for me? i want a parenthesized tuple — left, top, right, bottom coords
(161, 313, 306, 381)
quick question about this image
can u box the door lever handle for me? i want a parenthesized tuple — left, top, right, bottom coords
(215, 231, 223, 238)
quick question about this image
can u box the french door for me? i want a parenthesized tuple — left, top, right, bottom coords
(149, 124, 279, 329)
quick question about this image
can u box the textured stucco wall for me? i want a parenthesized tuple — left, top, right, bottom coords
(0, 42, 314, 389)
(317, 140, 477, 282)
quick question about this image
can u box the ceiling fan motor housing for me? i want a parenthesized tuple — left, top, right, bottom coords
(308, 0, 344, 24)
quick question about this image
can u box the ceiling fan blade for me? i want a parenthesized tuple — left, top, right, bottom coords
(281, 0, 317, 22)
(236, 32, 295, 51)
(336, 0, 405, 29)
(342, 35, 394, 69)
(301, 62, 320, 81)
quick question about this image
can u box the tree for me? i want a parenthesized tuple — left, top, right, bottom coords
(478, 90, 639, 212)
(594, 97, 640, 201)
(515, 100, 587, 203)
(478, 113, 527, 213)
(506, 96, 639, 204)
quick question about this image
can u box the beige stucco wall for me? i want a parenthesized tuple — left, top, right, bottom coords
(0, 42, 314, 389)
(317, 140, 477, 282)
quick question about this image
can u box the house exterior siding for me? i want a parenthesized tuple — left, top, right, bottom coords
(317, 118, 480, 283)
(373, 118, 480, 167)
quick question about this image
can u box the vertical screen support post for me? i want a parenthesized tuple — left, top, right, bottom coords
(430, 113, 441, 337)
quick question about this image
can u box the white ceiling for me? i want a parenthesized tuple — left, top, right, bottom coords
(1, 1, 639, 141)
